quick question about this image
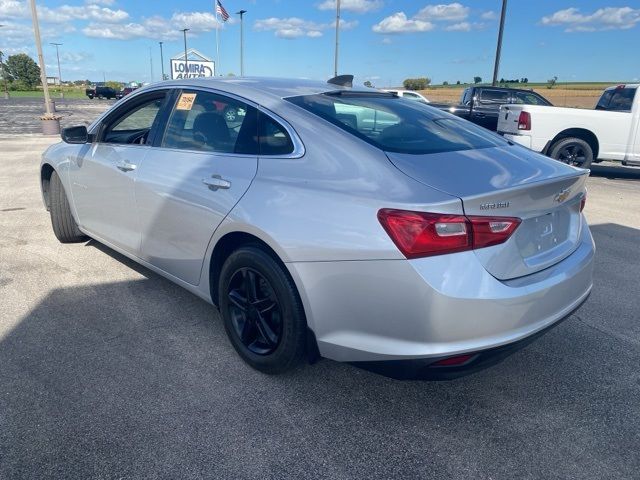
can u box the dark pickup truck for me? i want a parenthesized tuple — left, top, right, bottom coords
(85, 85, 118, 100)
(431, 86, 552, 131)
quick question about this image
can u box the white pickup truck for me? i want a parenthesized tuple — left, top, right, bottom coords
(497, 84, 640, 168)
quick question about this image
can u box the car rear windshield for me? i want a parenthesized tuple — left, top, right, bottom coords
(286, 92, 506, 155)
(596, 87, 637, 112)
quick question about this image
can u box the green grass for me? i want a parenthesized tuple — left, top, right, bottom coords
(7, 89, 87, 98)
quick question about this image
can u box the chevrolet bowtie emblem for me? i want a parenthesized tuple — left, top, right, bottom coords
(554, 188, 571, 203)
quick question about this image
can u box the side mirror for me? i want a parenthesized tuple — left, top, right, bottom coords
(61, 125, 89, 144)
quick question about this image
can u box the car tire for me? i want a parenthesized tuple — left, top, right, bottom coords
(49, 171, 87, 243)
(218, 246, 307, 374)
(87, 95, 94, 99)
(549, 137, 593, 169)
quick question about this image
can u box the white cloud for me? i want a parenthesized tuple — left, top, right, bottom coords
(444, 21, 485, 31)
(0, 1, 128, 24)
(444, 21, 470, 31)
(317, 0, 383, 14)
(480, 10, 497, 20)
(372, 12, 434, 33)
(541, 7, 640, 32)
(170, 12, 221, 32)
(86, 0, 115, 5)
(82, 10, 225, 41)
(415, 3, 469, 22)
(254, 17, 357, 39)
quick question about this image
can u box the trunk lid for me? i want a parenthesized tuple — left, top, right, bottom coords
(386, 145, 589, 280)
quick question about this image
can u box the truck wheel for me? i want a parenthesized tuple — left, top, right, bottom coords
(223, 107, 237, 122)
(88, 95, 94, 99)
(49, 171, 88, 243)
(549, 137, 593, 169)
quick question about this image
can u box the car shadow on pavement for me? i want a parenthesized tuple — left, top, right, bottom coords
(1, 224, 639, 479)
(591, 163, 640, 180)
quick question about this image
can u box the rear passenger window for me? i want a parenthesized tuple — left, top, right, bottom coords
(596, 87, 636, 112)
(512, 91, 548, 106)
(479, 89, 509, 104)
(258, 113, 294, 156)
(161, 90, 259, 154)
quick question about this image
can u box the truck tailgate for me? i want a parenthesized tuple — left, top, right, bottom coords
(497, 105, 525, 134)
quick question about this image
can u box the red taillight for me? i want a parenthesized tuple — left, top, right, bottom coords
(378, 209, 521, 259)
(431, 354, 476, 367)
(517, 111, 531, 130)
(469, 216, 522, 249)
(580, 193, 587, 212)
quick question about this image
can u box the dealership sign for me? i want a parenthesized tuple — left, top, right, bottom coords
(170, 49, 215, 80)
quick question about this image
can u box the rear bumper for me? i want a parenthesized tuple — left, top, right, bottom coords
(352, 291, 589, 380)
(288, 221, 594, 367)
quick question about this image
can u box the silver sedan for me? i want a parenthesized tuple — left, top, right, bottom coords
(40, 77, 594, 379)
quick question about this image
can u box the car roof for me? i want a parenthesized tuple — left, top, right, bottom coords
(141, 76, 371, 104)
(604, 83, 640, 91)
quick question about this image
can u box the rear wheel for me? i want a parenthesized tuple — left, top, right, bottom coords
(549, 137, 593, 169)
(218, 246, 307, 374)
(49, 171, 87, 243)
(223, 107, 237, 122)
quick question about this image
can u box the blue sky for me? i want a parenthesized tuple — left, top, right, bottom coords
(1, 0, 639, 85)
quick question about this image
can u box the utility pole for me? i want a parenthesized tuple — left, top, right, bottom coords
(236, 10, 247, 76)
(334, 0, 340, 77)
(159, 41, 165, 80)
(181, 28, 190, 79)
(28, 0, 53, 116)
(492, 0, 508, 86)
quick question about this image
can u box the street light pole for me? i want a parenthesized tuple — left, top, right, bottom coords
(236, 10, 247, 76)
(159, 41, 165, 80)
(334, 0, 340, 77)
(181, 28, 190, 79)
(492, 0, 508, 86)
(28, 0, 53, 117)
(50, 43, 62, 84)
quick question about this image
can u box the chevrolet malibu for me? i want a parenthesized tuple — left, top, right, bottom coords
(40, 77, 594, 379)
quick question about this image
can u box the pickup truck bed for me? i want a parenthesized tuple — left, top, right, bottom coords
(498, 84, 640, 168)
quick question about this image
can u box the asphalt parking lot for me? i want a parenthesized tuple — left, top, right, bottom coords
(0, 97, 115, 134)
(1, 130, 639, 477)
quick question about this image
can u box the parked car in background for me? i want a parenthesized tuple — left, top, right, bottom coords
(116, 86, 138, 100)
(85, 85, 118, 100)
(40, 77, 593, 379)
(431, 86, 552, 131)
(498, 84, 640, 168)
(381, 89, 430, 103)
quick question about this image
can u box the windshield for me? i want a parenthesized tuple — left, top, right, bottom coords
(286, 92, 506, 155)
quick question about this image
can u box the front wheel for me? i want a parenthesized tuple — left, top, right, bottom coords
(218, 246, 307, 374)
(49, 171, 88, 243)
(549, 137, 593, 169)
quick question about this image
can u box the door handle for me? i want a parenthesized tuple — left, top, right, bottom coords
(116, 161, 137, 172)
(202, 174, 231, 191)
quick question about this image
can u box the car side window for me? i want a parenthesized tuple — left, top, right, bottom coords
(512, 92, 546, 105)
(258, 112, 294, 156)
(478, 89, 510, 104)
(102, 96, 165, 145)
(161, 90, 259, 154)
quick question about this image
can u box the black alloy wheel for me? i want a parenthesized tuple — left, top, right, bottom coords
(218, 246, 307, 374)
(557, 144, 587, 167)
(227, 267, 282, 355)
(549, 137, 593, 169)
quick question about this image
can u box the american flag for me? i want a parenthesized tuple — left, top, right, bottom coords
(216, 0, 230, 22)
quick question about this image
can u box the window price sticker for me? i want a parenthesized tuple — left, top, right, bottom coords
(176, 93, 197, 110)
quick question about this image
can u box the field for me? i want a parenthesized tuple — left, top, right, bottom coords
(418, 82, 619, 108)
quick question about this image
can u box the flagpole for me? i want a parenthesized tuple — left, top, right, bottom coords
(215, 3, 220, 76)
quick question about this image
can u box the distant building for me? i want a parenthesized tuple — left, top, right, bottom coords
(46, 76, 60, 86)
